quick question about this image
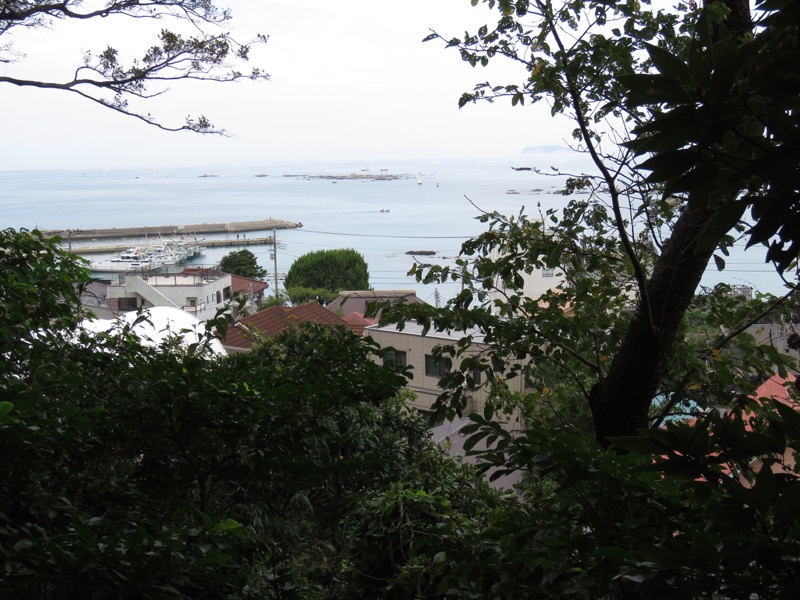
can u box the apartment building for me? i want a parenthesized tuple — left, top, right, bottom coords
(106, 266, 232, 322)
(365, 320, 525, 425)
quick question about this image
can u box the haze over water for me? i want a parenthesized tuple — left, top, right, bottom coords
(1, 155, 782, 303)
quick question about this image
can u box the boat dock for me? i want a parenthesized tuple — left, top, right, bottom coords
(74, 237, 275, 255)
(43, 218, 302, 242)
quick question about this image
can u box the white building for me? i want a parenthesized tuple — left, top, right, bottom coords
(485, 241, 567, 312)
(106, 267, 232, 322)
(79, 306, 227, 356)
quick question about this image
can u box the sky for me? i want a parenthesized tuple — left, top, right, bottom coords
(0, 0, 571, 171)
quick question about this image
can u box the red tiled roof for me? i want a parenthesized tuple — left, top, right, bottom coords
(342, 312, 378, 336)
(230, 274, 269, 295)
(222, 302, 351, 349)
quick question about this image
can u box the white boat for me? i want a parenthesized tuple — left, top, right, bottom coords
(90, 247, 158, 272)
(89, 236, 205, 272)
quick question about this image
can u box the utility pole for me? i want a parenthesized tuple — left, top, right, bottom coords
(272, 228, 279, 299)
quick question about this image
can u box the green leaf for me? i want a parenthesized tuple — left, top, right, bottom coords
(13, 539, 33, 551)
(638, 149, 698, 180)
(692, 532, 719, 568)
(752, 465, 777, 514)
(608, 435, 665, 455)
(645, 43, 693, 87)
(773, 484, 800, 535)
(698, 201, 747, 250)
(619, 74, 693, 106)
(0, 401, 14, 418)
(709, 35, 739, 104)
(214, 518, 242, 533)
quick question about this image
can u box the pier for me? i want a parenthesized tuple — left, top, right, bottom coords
(43, 218, 302, 242)
(72, 237, 276, 255)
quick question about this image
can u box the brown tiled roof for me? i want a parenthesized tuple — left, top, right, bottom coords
(230, 274, 269, 295)
(222, 302, 351, 350)
(342, 312, 378, 336)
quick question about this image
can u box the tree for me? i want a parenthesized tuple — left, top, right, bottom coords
(0, 228, 496, 598)
(390, 0, 799, 443)
(371, 1, 800, 596)
(284, 248, 369, 305)
(0, 1, 268, 133)
(219, 248, 267, 279)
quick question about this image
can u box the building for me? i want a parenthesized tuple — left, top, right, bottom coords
(365, 320, 525, 425)
(79, 305, 226, 356)
(327, 290, 425, 320)
(221, 301, 357, 353)
(106, 266, 232, 322)
(79, 279, 115, 319)
(228, 273, 270, 310)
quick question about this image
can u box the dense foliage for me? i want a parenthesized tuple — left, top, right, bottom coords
(220, 248, 267, 280)
(0, 228, 498, 599)
(368, 0, 800, 597)
(284, 248, 370, 305)
(5, 0, 800, 597)
(396, 0, 799, 438)
(0, 1, 268, 133)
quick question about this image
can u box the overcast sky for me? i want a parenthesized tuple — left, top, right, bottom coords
(0, 0, 572, 171)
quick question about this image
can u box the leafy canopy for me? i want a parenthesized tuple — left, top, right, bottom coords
(0, 228, 497, 598)
(219, 248, 267, 279)
(370, 0, 800, 596)
(400, 0, 800, 443)
(284, 248, 370, 305)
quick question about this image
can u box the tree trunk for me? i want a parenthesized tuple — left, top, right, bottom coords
(588, 0, 752, 446)
(589, 202, 717, 443)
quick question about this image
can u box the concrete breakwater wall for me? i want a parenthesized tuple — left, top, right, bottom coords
(43, 218, 302, 241)
(74, 237, 276, 255)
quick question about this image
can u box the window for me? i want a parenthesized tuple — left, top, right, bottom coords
(471, 368, 482, 385)
(187, 297, 197, 307)
(216, 290, 222, 303)
(223, 286, 232, 300)
(118, 297, 138, 311)
(542, 268, 555, 278)
(425, 354, 451, 377)
(383, 349, 407, 367)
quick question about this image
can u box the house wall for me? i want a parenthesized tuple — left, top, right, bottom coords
(366, 324, 525, 426)
(107, 273, 233, 322)
(484, 245, 566, 312)
(490, 266, 567, 306)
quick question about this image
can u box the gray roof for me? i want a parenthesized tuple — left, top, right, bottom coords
(366, 319, 487, 344)
(327, 290, 425, 318)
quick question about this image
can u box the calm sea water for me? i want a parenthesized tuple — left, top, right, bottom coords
(1, 158, 569, 304)
(1, 156, 783, 302)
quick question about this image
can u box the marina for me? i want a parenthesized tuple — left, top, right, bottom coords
(88, 237, 207, 272)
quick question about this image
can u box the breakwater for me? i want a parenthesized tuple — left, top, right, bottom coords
(43, 218, 302, 241)
(73, 237, 276, 255)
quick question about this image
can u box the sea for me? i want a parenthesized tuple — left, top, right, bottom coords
(0, 156, 785, 304)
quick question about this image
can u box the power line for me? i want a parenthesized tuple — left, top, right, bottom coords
(295, 229, 471, 239)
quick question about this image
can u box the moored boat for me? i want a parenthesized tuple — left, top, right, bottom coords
(89, 236, 205, 272)
(90, 247, 157, 272)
